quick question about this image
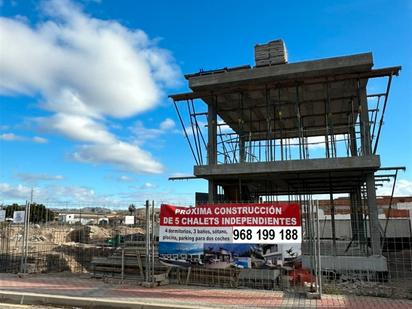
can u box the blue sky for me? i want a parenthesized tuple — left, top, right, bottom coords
(0, 0, 411, 206)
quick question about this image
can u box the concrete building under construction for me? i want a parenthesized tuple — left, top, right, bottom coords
(170, 40, 402, 272)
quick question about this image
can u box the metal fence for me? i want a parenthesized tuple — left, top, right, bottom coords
(0, 201, 148, 274)
(159, 197, 411, 299)
(0, 198, 411, 299)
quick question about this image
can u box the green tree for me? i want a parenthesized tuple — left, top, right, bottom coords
(4, 203, 55, 223)
(128, 204, 136, 215)
(5, 204, 23, 218)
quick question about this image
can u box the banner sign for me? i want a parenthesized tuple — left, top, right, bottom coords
(160, 203, 301, 244)
(124, 215, 134, 225)
(13, 211, 25, 224)
(0, 210, 5, 222)
(159, 203, 301, 269)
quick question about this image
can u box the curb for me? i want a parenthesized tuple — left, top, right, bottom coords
(0, 291, 212, 309)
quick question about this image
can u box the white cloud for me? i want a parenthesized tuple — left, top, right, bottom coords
(0, 133, 24, 141)
(0, 183, 33, 200)
(217, 120, 233, 134)
(0, 182, 96, 203)
(117, 175, 134, 182)
(184, 120, 208, 137)
(120, 188, 194, 206)
(0, 0, 181, 174)
(72, 141, 163, 174)
(32, 136, 48, 143)
(170, 172, 194, 178)
(16, 173, 64, 183)
(377, 179, 412, 196)
(306, 136, 328, 149)
(130, 121, 162, 143)
(130, 118, 178, 145)
(0, 0, 180, 117)
(0, 132, 48, 143)
(38, 113, 114, 143)
(286, 135, 346, 150)
(140, 182, 156, 189)
(0, 181, 136, 205)
(159, 118, 175, 130)
(48, 185, 96, 202)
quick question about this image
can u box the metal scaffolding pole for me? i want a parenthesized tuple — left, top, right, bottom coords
(208, 96, 218, 202)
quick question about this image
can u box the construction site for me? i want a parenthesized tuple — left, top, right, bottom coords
(169, 40, 411, 298)
(0, 40, 411, 307)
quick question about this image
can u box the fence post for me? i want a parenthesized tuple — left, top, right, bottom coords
(151, 200, 155, 284)
(145, 200, 150, 283)
(121, 247, 125, 283)
(20, 201, 29, 274)
(316, 200, 322, 296)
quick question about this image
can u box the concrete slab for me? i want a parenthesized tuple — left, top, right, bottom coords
(194, 156, 381, 195)
(188, 53, 373, 90)
(194, 156, 380, 177)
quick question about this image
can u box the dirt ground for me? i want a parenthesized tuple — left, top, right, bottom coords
(1, 224, 145, 248)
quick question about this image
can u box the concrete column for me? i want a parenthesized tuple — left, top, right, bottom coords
(349, 187, 367, 252)
(358, 81, 381, 254)
(349, 127, 367, 252)
(358, 82, 371, 155)
(329, 191, 337, 255)
(349, 127, 358, 157)
(208, 180, 217, 203)
(349, 191, 357, 239)
(366, 173, 381, 255)
(349, 125, 361, 248)
(239, 135, 246, 163)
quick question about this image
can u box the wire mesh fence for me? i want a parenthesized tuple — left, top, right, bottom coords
(0, 201, 148, 274)
(0, 198, 411, 299)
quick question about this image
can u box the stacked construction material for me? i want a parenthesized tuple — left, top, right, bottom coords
(254, 39, 288, 66)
